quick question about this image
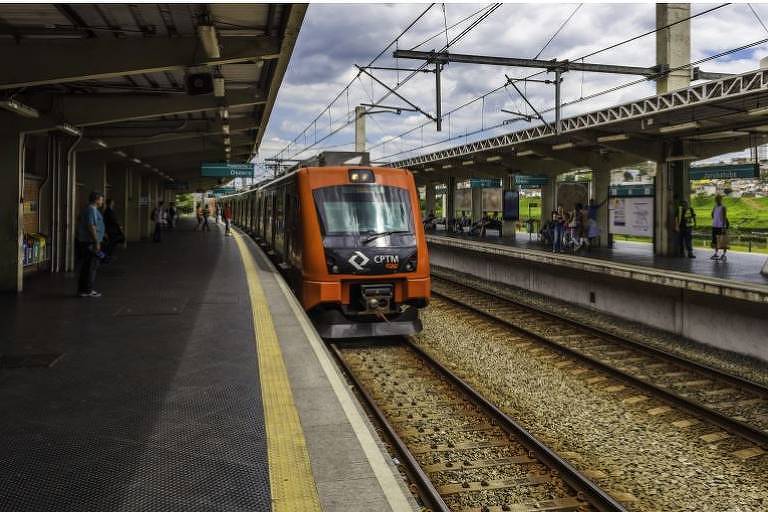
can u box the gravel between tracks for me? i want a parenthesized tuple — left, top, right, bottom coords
(433, 266, 768, 388)
(415, 298, 768, 512)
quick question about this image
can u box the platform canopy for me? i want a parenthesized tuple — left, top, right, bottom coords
(388, 69, 768, 184)
(0, 3, 306, 189)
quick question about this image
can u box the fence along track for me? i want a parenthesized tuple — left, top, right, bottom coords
(430, 273, 768, 453)
(332, 340, 626, 512)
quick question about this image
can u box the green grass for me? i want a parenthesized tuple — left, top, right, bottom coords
(690, 195, 768, 231)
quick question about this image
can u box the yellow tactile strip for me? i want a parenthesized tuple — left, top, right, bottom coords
(234, 233, 322, 512)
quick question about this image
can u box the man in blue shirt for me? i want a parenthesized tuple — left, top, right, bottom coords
(76, 191, 106, 297)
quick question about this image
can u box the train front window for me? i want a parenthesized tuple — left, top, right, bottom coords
(314, 185, 413, 237)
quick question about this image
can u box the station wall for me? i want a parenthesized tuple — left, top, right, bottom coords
(429, 243, 768, 362)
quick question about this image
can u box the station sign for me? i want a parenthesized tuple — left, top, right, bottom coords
(212, 187, 237, 196)
(689, 163, 759, 180)
(201, 162, 255, 178)
(164, 181, 190, 190)
(470, 178, 502, 189)
(609, 184, 654, 197)
(513, 175, 549, 188)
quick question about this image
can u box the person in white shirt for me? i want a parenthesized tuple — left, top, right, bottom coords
(710, 195, 729, 261)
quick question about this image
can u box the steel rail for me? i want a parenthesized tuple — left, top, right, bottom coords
(433, 273, 768, 398)
(331, 340, 627, 512)
(430, 274, 768, 448)
(329, 341, 450, 512)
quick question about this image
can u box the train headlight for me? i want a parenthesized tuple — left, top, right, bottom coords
(404, 255, 417, 272)
(327, 257, 340, 274)
(348, 169, 374, 183)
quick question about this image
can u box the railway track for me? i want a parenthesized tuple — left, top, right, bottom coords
(430, 273, 768, 452)
(332, 340, 627, 512)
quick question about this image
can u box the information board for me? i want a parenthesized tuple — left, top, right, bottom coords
(201, 162, 255, 178)
(609, 197, 654, 236)
(470, 178, 501, 189)
(503, 190, 520, 221)
(213, 188, 237, 196)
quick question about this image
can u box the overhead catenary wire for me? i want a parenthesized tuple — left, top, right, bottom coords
(282, 3, 502, 161)
(376, 36, 768, 162)
(269, 3, 436, 162)
(368, 3, 732, 159)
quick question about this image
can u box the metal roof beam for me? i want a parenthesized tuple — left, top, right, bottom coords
(5, 90, 265, 133)
(0, 35, 281, 89)
(394, 50, 660, 76)
(79, 118, 259, 150)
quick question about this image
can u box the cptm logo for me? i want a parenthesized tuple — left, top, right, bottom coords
(348, 251, 370, 271)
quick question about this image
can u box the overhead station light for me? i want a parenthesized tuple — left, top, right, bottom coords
(56, 123, 82, 136)
(486, 155, 503, 162)
(130, 157, 142, 164)
(143, 163, 152, 168)
(213, 74, 225, 98)
(114, 150, 127, 158)
(747, 106, 768, 116)
(224, 136, 231, 145)
(597, 133, 630, 143)
(221, 123, 230, 135)
(462, 160, 474, 166)
(517, 150, 536, 157)
(442, 164, 453, 169)
(658, 121, 700, 133)
(219, 107, 229, 120)
(666, 154, 699, 162)
(197, 24, 220, 59)
(0, 99, 39, 118)
(424, 167, 435, 172)
(552, 142, 575, 150)
(93, 139, 108, 148)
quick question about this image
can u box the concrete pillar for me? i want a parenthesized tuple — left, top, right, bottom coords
(0, 133, 24, 292)
(592, 169, 612, 247)
(540, 177, 556, 226)
(471, 187, 483, 222)
(77, 154, 107, 199)
(501, 175, 516, 240)
(445, 177, 456, 224)
(655, 156, 690, 256)
(107, 163, 129, 246)
(355, 106, 366, 152)
(425, 182, 436, 216)
(656, 4, 691, 94)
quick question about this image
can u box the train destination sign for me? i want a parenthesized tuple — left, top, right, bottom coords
(688, 163, 759, 180)
(201, 163, 255, 178)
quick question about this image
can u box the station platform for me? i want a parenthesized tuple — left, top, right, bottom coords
(426, 233, 768, 362)
(0, 220, 415, 512)
(435, 231, 768, 286)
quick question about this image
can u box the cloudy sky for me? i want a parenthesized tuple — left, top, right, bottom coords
(256, 2, 768, 174)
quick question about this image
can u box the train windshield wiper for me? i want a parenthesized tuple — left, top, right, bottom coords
(362, 230, 411, 244)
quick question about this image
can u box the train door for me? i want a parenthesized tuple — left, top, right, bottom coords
(285, 178, 301, 269)
(265, 190, 274, 246)
(273, 186, 285, 258)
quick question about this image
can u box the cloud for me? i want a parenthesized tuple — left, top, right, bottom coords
(261, 3, 768, 163)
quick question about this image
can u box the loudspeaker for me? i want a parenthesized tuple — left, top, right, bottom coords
(186, 73, 214, 95)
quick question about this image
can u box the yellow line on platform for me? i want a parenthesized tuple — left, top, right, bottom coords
(233, 233, 322, 512)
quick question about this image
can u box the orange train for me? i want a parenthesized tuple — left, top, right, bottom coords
(222, 164, 430, 338)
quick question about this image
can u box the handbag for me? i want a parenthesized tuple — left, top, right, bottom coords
(716, 230, 730, 250)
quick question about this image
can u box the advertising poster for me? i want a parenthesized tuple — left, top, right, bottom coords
(503, 190, 520, 220)
(609, 197, 653, 236)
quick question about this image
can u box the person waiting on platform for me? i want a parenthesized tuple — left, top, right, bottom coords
(552, 206, 566, 253)
(151, 201, 164, 243)
(224, 203, 233, 236)
(76, 191, 106, 298)
(194, 204, 203, 231)
(202, 204, 211, 231)
(167, 202, 177, 231)
(586, 197, 607, 249)
(102, 198, 125, 263)
(423, 209, 436, 232)
(711, 195, 730, 261)
(675, 199, 697, 258)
